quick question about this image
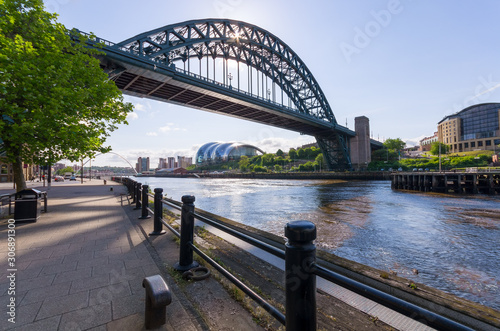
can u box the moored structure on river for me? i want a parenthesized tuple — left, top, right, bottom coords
(391, 171, 500, 194)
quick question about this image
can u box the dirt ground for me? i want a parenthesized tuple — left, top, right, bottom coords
(188, 226, 394, 331)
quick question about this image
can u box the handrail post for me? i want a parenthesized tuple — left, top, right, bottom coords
(285, 220, 317, 331)
(149, 188, 166, 236)
(130, 180, 136, 203)
(134, 182, 142, 210)
(174, 195, 199, 271)
(139, 184, 151, 219)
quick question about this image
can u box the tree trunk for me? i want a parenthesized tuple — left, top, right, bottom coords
(13, 155, 27, 192)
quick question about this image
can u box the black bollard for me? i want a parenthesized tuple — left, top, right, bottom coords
(174, 195, 199, 271)
(134, 182, 142, 210)
(142, 275, 172, 329)
(285, 220, 317, 331)
(139, 184, 151, 219)
(43, 192, 48, 212)
(149, 188, 166, 236)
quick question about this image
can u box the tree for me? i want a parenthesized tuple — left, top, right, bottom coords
(384, 138, 406, 152)
(297, 148, 307, 159)
(307, 147, 321, 159)
(315, 153, 325, 170)
(261, 153, 275, 167)
(238, 156, 250, 172)
(288, 148, 297, 160)
(0, 0, 133, 190)
(56, 166, 74, 175)
(276, 149, 284, 157)
(430, 142, 450, 156)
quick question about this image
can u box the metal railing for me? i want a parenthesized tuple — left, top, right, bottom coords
(113, 176, 486, 331)
(0, 193, 15, 216)
(0, 191, 48, 218)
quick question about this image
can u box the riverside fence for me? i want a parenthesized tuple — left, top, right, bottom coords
(114, 176, 495, 331)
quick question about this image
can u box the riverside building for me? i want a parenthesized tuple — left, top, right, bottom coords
(136, 157, 150, 173)
(438, 103, 500, 153)
(195, 142, 264, 165)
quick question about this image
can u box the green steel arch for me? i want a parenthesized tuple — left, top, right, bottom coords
(116, 19, 336, 123)
(80, 19, 353, 170)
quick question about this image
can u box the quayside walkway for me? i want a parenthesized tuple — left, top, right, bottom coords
(0, 180, 399, 330)
(0, 181, 215, 330)
(3, 179, 497, 330)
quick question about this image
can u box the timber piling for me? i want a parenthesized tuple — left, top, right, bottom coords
(391, 171, 500, 194)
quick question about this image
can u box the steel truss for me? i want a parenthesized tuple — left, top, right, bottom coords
(106, 19, 352, 170)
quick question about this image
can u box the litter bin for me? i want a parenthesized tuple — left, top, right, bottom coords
(14, 188, 42, 222)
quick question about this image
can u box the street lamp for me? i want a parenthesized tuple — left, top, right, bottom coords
(227, 73, 233, 88)
(439, 142, 442, 172)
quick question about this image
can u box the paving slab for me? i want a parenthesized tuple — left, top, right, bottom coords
(0, 180, 208, 330)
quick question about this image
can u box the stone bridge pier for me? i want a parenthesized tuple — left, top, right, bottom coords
(350, 116, 372, 170)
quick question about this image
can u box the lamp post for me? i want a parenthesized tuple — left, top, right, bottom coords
(227, 72, 233, 88)
(439, 143, 442, 172)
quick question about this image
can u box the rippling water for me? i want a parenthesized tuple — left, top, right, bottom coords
(140, 177, 500, 310)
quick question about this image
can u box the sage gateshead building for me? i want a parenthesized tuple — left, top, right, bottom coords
(438, 103, 500, 153)
(195, 142, 264, 165)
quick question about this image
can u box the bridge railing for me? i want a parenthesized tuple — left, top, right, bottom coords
(74, 30, 337, 124)
(114, 176, 485, 331)
(172, 66, 305, 115)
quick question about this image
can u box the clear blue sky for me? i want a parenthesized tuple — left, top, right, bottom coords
(44, 0, 500, 167)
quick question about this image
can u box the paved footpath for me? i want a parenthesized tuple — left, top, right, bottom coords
(0, 180, 207, 330)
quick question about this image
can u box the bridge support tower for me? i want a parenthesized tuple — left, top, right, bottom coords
(349, 116, 371, 171)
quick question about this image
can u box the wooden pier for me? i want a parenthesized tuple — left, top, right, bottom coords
(391, 171, 500, 194)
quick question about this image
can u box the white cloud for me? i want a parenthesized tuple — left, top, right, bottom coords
(404, 135, 426, 147)
(134, 103, 146, 112)
(159, 123, 186, 133)
(90, 148, 195, 167)
(241, 136, 315, 154)
(159, 125, 171, 132)
(126, 112, 139, 120)
(146, 132, 158, 136)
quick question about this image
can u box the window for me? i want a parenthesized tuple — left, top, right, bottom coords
(471, 142, 476, 148)
(486, 140, 492, 146)
(0, 165, 7, 175)
(464, 142, 469, 148)
(478, 141, 483, 147)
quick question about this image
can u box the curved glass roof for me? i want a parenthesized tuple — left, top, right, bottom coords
(195, 142, 264, 164)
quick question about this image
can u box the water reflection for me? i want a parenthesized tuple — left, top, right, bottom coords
(143, 177, 500, 310)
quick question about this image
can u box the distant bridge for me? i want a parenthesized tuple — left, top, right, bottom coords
(77, 19, 382, 170)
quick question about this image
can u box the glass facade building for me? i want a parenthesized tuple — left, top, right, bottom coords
(438, 103, 500, 153)
(195, 142, 264, 164)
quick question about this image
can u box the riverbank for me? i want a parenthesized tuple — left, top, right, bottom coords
(139, 171, 391, 180)
(164, 201, 500, 331)
(0, 180, 395, 330)
(119, 176, 500, 330)
(124, 195, 399, 330)
(122, 177, 500, 313)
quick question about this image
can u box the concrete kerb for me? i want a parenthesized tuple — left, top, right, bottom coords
(0, 180, 205, 330)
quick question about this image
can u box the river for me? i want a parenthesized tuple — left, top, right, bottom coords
(137, 177, 500, 310)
